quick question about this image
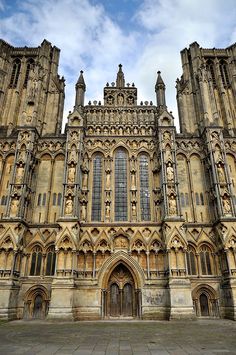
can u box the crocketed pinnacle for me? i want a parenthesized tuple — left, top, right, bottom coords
(155, 70, 165, 90)
(116, 64, 125, 88)
(76, 70, 86, 90)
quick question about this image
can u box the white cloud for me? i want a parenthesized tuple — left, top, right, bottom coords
(0, 0, 235, 130)
(130, 0, 236, 126)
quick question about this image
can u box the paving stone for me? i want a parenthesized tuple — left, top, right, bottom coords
(0, 319, 235, 355)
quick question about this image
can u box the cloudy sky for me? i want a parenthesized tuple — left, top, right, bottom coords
(0, 0, 236, 129)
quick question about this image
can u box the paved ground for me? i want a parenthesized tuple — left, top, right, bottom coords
(0, 319, 235, 355)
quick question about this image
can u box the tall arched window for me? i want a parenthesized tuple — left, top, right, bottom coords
(91, 154, 103, 221)
(206, 60, 216, 86)
(139, 154, 151, 221)
(200, 245, 213, 275)
(186, 246, 197, 275)
(37, 194, 41, 206)
(115, 149, 127, 221)
(24, 58, 35, 86)
(10, 58, 21, 88)
(220, 60, 230, 87)
(30, 246, 42, 276)
(52, 193, 57, 206)
(45, 246, 56, 276)
(57, 193, 62, 206)
(42, 193, 46, 206)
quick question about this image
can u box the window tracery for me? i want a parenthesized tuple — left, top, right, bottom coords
(91, 154, 103, 221)
(139, 154, 151, 221)
(30, 246, 42, 276)
(199, 245, 213, 275)
(10, 58, 21, 88)
(24, 58, 35, 87)
(186, 246, 197, 275)
(115, 149, 128, 221)
(45, 246, 56, 276)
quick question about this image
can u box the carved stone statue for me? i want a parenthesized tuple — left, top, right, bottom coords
(105, 203, 110, 219)
(131, 171, 136, 190)
(105, 170, 111, 190)
(65, 196, 73, 215)
(69, 146, 77, 162)
(222, 195, 231, 214)
(81, 203, 87, 221)
(169, 194, 177, 215)
(217, 163, 225, 183)
(10, 198, 19, 216)
(82, 171, 88, 190)
(166, 162, 174, 182)
(132, 202, 136, 218)
(15, 163, 24, 184)
(117, 94, 124, 105)
(68, 163, 76, 184)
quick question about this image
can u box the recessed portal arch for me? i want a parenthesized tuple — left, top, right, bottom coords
(98, 251, 144, 319)
(24, 285, 50, 319)
(192, 284, 219, 318)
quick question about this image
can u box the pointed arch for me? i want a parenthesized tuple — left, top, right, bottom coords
(98, 251, 145, 289)
(192, 284, 219, 318)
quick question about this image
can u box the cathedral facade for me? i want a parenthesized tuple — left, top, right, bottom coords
(0, 39, 236, 320)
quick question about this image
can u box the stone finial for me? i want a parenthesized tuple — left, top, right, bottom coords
(155, 70, 166, 109)
(75, 70, 86, 107)
(76, 70, 86, 90)
(116, 64, 125, 88)
(155, 71, 165, 89)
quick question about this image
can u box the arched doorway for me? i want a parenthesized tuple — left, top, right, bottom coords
(192, 285, 219, 318)
(24, 286, 49, 319)
(107, 264, 136, 318)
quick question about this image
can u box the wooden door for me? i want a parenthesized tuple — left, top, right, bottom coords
(122, 283, 133, 316)
(110, 283, 120, 317)
(200, 293, 209, 316)
(33, 294, 43, 319)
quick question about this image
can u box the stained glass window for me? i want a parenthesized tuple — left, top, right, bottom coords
(139, 155, 151, 221)
(91, 155, 102, 221)
(115, 149, 127, 221)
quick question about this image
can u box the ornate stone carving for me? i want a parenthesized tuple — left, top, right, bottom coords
(65, 196, 73, 215)
(68, 163, 76, 184)
(168, 193, 177, 215)
(15, 163, 24, 184)
(166, 162, 174, 182)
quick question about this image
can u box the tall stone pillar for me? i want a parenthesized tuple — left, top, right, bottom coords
(158, 118, 194, 319)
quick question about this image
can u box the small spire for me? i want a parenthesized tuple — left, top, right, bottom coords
(155, 71, 165, 89)
(155, 71, 166, 109)
(116, 64, 125, 88)
(76, 70, 86, 90)
(75, 70, 86, 107)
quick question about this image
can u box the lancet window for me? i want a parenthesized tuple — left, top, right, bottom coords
(219, 60, 230, 87)
(115, 149, 128, 221)
(24, 58, 35, 86)
(30, 246, 42, 276)
(139, 154, 151, 221)
(45, 246, 56, 276)
(200, 245, 213, 275)
(91, 154, 103, 221)
(206, 59, 216, 86)
(186, 246, 197, 275)
(10, 58, 21, 88)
